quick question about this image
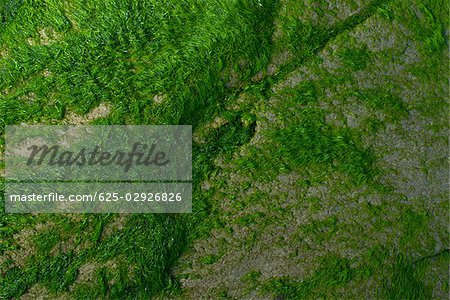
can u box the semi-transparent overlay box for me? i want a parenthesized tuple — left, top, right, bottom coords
(5, 125, 192, 213)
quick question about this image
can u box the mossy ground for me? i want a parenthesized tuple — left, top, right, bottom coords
(1, 0, 449, 299)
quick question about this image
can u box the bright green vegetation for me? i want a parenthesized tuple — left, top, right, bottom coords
(1, 1, 276, 298)
(0, 0, 277, 126)
(1, 0, 449, 299)
(262, 251, 450, 299)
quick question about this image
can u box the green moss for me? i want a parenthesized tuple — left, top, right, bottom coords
(242, 270, 262, 283)
(1, 0, 448, 298)
(338, 45, 372, 71)
(351, 89, 409, 120)
(270, 107, 376, 184)
(34, 230, 61, 253)
(200, 254, 218, 265)
(381, 255, 433, 299)
(262, 255, 353, 299)
(398, 207, 434, 251)
(262, 250, 438, 299)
